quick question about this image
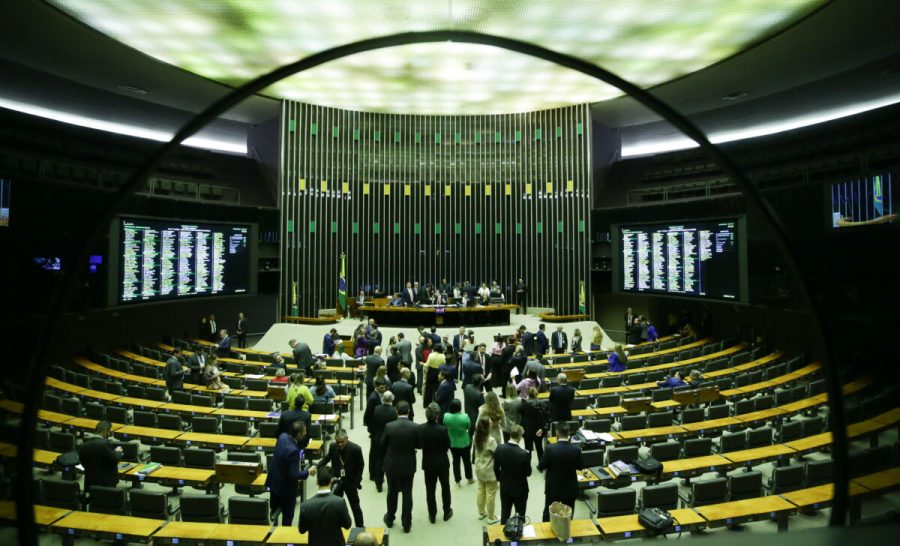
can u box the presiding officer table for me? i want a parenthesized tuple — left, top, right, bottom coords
(361, 303, 518, 326)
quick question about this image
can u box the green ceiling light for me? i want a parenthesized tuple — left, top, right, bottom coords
(50, 0, 824, 114)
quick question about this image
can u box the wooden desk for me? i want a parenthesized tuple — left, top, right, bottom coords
(205, 523, 272, 545)
(615, 425, 686, 444)
(779, 395, 827, 414)
(267, 525, 387, 545)
(781, 483, 869, 510)
(680, 416, 741, 434)
(650, 400, 681, 410)
(161, 403, 216, 416)
(244, 437, 277, 451)
(212, 408, 277, 421)
(45, 377, 86, 394)
(661, 455, 733, 479)
(485, 519, 599, 544)
(114, 396, 167, 410)
(0, 502, 72, 527)
(597, 508, 706, 540)
(851, 467, 900, 494)
(784, 432, 831, 455)
(721, 444, 796, 466)
(594, 406, 628, 418)
(52, 512, 164, 542)
(577, 468, 603, 488)
(37, 410, 74, 425)
(734, 407, 787, 426)
(367, 304, 518, 327)
(124, 465, 215, 488)
(0, 399, 24, 413)
(64, 417, 126, 433)
(115, 425, 183, 441)
(695, 495, 796, 529)
(176, 432, 249, 450)
(33, 449, 60, 466)
(872, 407, 900, 426)
(151, 521, 217, 544)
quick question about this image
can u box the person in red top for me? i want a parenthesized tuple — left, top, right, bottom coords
(272, 368, 290, 383)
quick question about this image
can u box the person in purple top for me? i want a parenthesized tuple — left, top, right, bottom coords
(646, 318, 659, 342)
(656, 371, 688, 388)
(607, 344, 628, 373)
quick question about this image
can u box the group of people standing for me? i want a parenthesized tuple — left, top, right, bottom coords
(359, 277, 531, 313)
(197, 311, 249, 349)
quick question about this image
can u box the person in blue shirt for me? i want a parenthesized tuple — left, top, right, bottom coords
(607, 344, 628, 372)
(536, 324, 549, 356)
(388, 293, 404, 306)
(323, 328, 338, 356)
(312, 376, 336, 404)
(265, 420, 311, 525)
(656, 371, 687, 388)
(434, 370, 457, 415)
(646, 318, 658, 342)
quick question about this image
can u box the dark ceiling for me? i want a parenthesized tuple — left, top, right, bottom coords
(0, 0, 898, 154)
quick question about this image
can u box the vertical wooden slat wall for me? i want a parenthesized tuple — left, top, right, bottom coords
(278, 100, 592, 318)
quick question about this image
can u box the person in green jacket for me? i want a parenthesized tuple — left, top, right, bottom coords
(286, 372, 313, 411)
(443, 398, 474, 486)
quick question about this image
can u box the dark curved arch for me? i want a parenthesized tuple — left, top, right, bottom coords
(16, 30, 847, 545)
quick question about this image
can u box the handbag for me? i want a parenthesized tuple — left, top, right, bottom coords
(503, 514, 528, 541)
(638, 507, 674, 534)
(635, 457, 662, 474)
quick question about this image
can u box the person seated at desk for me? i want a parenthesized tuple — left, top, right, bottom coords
(356, 290, 368, 306)
(431, 290, 447, 305)
(646, 317, 659, 342)
(608, 344, 628, 372)
(477, 282, 491, 304)
(331, 341, 351, 361)
(490, 281, 504, 300)
(657, 370, 688, 388)
(687, 369, 707, 388)
(452, 283, 463, 300)
(313, 375, 336, 404)
(203, 356, 230, 392)
(372, 285, 386, 298)
(272, 368, 290, 383)
(388, 292, 404, 306)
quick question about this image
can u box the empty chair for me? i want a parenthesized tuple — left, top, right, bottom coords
(649, 440, 681, 461)
(191, 394, 215, 408)
(606, 445, 639, 464)
(171, 391, 192, 405)
(180, 494, 225, 523)
(43, 393, 62, 412)
(640, 483, 678, 511)
(228, 496, 271, 525)
(40, 478, 81, 509)
(774, 390, 793, 406)
(595, 394, 621, 408)
(628, 373, 647, 385)
(87, 485, 128, 515)
(601, 376, 623, 388)
(75, 373, 90, 388)
(222, 362, 243, 373)
(683, 438, 713, 457)
(579, 378, 600, 390)
(620, 414, 646, 431)
(581, 448, 605, 469)
(747, 370, 764, 384)
(805, 460, 834, 487)
(132, 410, 157, 428)
(48, 431, 76, 452)
(583, 419, 611, 433)
(734, 399, 755, 415)
(734, 374, 751, 388)
(106, 406, 129, 424)
(802, 416, 824, 436)
(715, 378, 733, 391)
(647, 412, 673, 428)
(807, 379, 826, 396)
(258, 421, 279, 438)
(158, 414, 183, 430)
(150, 446, 182, 465)
(246, 379, 269, 392)
(747, 427, 773, 448)
(33, 429, 50, 449)
(867, 445, 893, 472)
(755, 395, 775, 411)
(680, 407, 705, 424)
(222, 419, 252, 436)
(848, 450, 869, 479)
(223, 396, 248, 410)
(682, 477, 728, 507)
(84, 402, 106, 420)
(779, 421, 803, 442)
(652, 388, 673, 402)
(571, 398, 589, 411)
(769, 464, 804, 493)
(126, 385, 146, 398)
(728, 471, 763, 501)
(308, 423, 323, 440)
(110, 441, 141, 462)
(191, 416, 219, 433)
(184, 448, 217, 469)
(789, 385, 807, 402)
(105, 381, 126, 396)
(222, 376, 244, 390)
(61, 397, 82, 417)
(707, 403, 730, 420)
(718, 431, 747, 453)
(310, 402, 335, 415)
(248, 398, 273, 412)
(596, 488, 637, 517)
(145, 387, 167, 401)
(89, 377, 106, 391)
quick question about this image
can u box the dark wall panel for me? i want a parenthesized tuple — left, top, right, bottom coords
(279, 101, 593, 316)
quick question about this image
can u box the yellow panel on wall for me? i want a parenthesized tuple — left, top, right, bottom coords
(445, 184, 452, 197)
(320, 180, 328, 192)
(342, 181, 349, 194)
(384, 183, 391, 196)
(465, 184, 472, 197)
(299, 178, 306, 191)
(566, 179, 574, 192)
(525, 183, 533, 195)
(546, 182, 553, 193)
(425, 184, 432, 197)
(404, 184, 411, 197)
(484, 184, 492, 196)
(505, 183, 512, 196)
(363, 183, 370, 195)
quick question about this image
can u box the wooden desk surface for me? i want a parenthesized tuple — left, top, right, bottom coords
(0, 399, 24, 413)
(0, 502, 72, 526)
(721, 444, 796, 464)
(64, 417, 125, 432)
(116, 425, 183, 440)
(847, 419, 885, 438)
(852, 467, 900, 492)
(784, 432, 831, 453)
(176, 432, 249, 448)
(872, 407, 900, 426)
(37, 410, 73, 424)
(486, 519, 599, 543)
(53, 511, 164, 538)
(151, 521, 217, 541)
(780, 483, 869, 509)
(115, 396, 166, 409)
(598, 508, 705, 536)
(571, 408, 596, 418)
(34, 449, 60, 466)
(695, 495, 795, 523)
(680, 416, 741, 432)
(594, 406, 628, 417)
(650, 400, 681, 410)
(267, 525, 386, 545)
(124, 465, 215, 485)
(45, 377, 86, 394)
(842, 376, 873, 395)
(206, 523, 272, 542)
(779, 395, 827, 413)
(734, 407, 787, 424)
(244, 437, 277, 450)
(211, 408, 276, 420)
(161, 403, 215, 415)
(662, 455, 732, 476)
(615, 425, 686, 442)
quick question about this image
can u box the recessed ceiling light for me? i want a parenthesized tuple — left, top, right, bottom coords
(721, 91, 748, 101)
(117, 85, 148, 95)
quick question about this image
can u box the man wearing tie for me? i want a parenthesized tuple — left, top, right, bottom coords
(216, 329, 233, 358)
(536, 324, 549, 357)
(236, 312, 248, 349)
(537, 421, 583, 522)
(382, 401, 420, 533)
(402, 281, 416, 306)
(266, 420, 311, 525)
(493, 425, 531, 525)
(551, 326, 568, 354)
(515, 278, 528, 314)
(473, 344, 490, 390)
(207, 314, 217, 342)
(297, 466, 352, 546)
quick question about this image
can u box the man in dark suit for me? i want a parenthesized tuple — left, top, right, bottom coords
(78, 421, 122, 498)
(624, 306, 635, 333)
(297, 466, 351, 546)
(493, 425, 531, 524)
(277, 396, 312, 437)
(216, 329, 233, 358)
(452, 326, 466, 355)
(236, 312, 248, 349)
(163, 355, 188, 393)
(537, 421, 583, 522)
(548, 373, 576, 423)
(381, 401, 419, 533)
(364, 346, 385, 397)
(521, 329, 536, 357)
(315, 429, 365, 527)
(396, 333, 413, 367)
(207, 314, 218, 342)
(472, 344, 490, 389)
(323, 328, 338, 356)
(464, 375, 485, 436)
(386, 346, 403, 384)
(289, 338, 313, 373)
(369, 389, 397, 492)
(419, 402, 453, 523)
(515, 278, 528, 314)
(536, 324, 549, 357)
(390, 368, 416, 421)
(266, 420, 311, 525)
(461, 352, 483, 387)
(401, 281, 416, 306)
(550, 326, 568, 354)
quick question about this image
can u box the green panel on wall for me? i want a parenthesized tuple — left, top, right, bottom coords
(495, 131, 501, 143)
(434, 222, 441, 234)
(515, 222, 522, 235)
(353, 128, 360, 141)
(414, 222, 421, 235)
(495, 222, 502, 234)
(332, 126, 339, 138)
(536, 221, 543, 234)
(352, 222, 359, 234)
(454, 222, 461, 235)
(578, 219, 585, 233)
(475, 131, 481, 144)
(556, 126, 562, 138)
(534, 128, 542, 141)
(288, 119, 296, 133)
(414, 131, 421, 144)
(577, 121, 584, 135)
(394, 131, 401, 143)
(435, 132, 441, 144)
(287, 220, 294, 233)
(514, 130, 521, 142)
(310, 122, 318, 135)
(393, 222, 400, 234)
(374, 130, 381, 142)
(475, 222, 482, 235)
(331, 221, 338, 233)
(454, 132, 461, 144)
(557, 221, 564, 233)
(372, 222, 380, 234)
(308, 220, 316, 233)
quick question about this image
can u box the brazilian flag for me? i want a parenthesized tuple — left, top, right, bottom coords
(873, 175, 884, 217)
(579, 280, 587, 314)
(291, 281, 299, 316)
(338, 253, 347, 313)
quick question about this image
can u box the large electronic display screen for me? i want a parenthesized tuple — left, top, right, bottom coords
(115, 217, 252, 304)
(612, 218, 747, 302)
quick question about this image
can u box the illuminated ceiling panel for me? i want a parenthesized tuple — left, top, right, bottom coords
(49, 0, 824, 114)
